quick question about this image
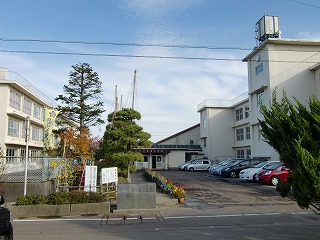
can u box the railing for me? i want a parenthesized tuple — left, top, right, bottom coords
(197, 92, 249, 111)
(0, 157, 70, 183)
(152, 144, 202, 150)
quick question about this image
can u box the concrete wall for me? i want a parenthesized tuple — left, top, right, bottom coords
(2, 180, 56, 202)
(117, 183, 156, 210)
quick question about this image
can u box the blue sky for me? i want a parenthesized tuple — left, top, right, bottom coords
(0, 0, 319, 142)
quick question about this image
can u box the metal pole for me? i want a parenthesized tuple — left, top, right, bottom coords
(24, 116, 30, 196)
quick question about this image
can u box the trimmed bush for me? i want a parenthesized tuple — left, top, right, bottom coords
(88, 191, 105, 203)
(15, 193, 47, 206)
(46, 192, 70, 205)
(69, 191, 89, 204)
(15, 191, 105, 206)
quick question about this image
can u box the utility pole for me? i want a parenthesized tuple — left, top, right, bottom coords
(131, 69, 137, 110)
(24, 116, 30, 196)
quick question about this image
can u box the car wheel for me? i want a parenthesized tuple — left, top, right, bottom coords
(230, 171, 237, 178)
(189, 167, 194, 172)
(206, 167, 210, 171)
(253, 174, 258, 182)
(270, 176, 279, 186)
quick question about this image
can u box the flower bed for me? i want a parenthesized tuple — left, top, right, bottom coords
(142, 168, 186, 200)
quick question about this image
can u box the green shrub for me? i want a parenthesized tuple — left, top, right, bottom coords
(88, 191, 104, 203)
(15, 193, 47, 206)
(69, 190, 89, 204)
(46, 192, 70, 205)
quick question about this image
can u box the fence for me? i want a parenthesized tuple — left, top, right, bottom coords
(0, 157, 71, 183)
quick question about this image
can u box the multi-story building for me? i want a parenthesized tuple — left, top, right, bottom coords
(0, 67, 58, 160)
(198, 16, 320, 162)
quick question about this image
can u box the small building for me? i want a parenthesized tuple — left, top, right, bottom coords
(134, 124, 203, 170)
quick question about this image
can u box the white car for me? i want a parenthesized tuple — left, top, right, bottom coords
(239, 161, 280, 181)
(184, 159, 212, 172)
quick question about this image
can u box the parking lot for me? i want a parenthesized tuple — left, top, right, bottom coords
(156, 170, 297, 211)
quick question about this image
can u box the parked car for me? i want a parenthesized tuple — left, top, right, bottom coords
(239, 161, 280, 181)
(208, 159, 232, 173)
(178, 159, 197, 170)
(256, 162, 291, 186)
(185, 159, 212, 171)
(211, 159, 245, 175)
(220, 158, 268, 178)
(0, 195, 13, 240)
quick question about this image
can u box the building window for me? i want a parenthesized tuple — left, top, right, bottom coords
(6, 148, 17, 157)
(255, 63, 263, 75)
(33, 104, 41, 119)
(202, 137, 207, 147)
(246, 149, 251, 158)
(8, 119, 19, 137)
(245, 106, 250, 118)
(236, 128, 244, 141)
(32, 126, 40, 141)
(245, 127, 250, 140)
(23, 97, 32, 115)
(22, 121, 27, 139)
(190, 140, 194, 145)
(257, 91, 264, 107)
(9, 90, 21, 110)
(202, 118, 207, 128)
(235, 108, 243, 121)
(258, 129, 265, 140)
(237, 149, 245, 158)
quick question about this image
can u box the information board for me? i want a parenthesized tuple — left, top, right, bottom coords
(100, 167, 118, 184)
(84, 166, 97, 192)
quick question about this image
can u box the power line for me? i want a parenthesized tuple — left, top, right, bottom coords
(288, 0, 320, 9)
(1, 48, 320, 63)
(0, 37, 253, 51)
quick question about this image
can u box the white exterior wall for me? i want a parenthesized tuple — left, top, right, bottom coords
(0, 67, 57, 157)
(167, 150, 185, 168)
(245, 39, 320, 161)
(200, 107, 234, 160)
(157, 125, 200, 145)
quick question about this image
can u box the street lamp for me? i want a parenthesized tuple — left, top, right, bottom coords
(24, 116, 30, 196)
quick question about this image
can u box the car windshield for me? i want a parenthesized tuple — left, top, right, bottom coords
(227, 160, 241, 166)
(253, 161, 270, 168)
(264, 162, 282, 170)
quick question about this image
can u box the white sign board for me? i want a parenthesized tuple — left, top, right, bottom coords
(84, 166, 97, 192)
(100, 167, 118, 184)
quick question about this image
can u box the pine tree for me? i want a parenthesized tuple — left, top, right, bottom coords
(97, 108, 151, 180)
(55, 63, 105, 129)
(259, 90, 320, 212)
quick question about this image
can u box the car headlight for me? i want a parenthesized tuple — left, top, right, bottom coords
(262, 171, 271, 176)
(224, 168, 230, 171)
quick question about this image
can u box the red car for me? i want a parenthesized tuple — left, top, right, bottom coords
(256, 162, 291, 186)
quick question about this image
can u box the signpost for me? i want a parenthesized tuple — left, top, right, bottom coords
(100, 167, 118, 199)
(84, 166, 97, 192)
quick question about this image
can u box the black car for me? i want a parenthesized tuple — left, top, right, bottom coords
(219, 159, 267, 178)
(0, 195, 13, 240)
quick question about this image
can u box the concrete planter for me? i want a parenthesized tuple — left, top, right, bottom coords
(70, 202, 110, 215)
(8, 202, 110, 219)
(9, 204, 70, 218)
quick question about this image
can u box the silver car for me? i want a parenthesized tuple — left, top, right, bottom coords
(185, 159, 212, 171)
(178, 159, 196, 170)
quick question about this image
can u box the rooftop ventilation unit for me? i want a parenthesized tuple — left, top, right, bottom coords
(255, 15, 280, 45)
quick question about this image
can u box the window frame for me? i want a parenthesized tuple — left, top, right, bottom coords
(235, 108, 243, 121)
(236, 128, 244, 141)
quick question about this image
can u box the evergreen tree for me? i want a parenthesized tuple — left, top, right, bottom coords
(55, 63, 105, 129)
(97, 108, 151, 179)
(259, 90, 320, 212)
